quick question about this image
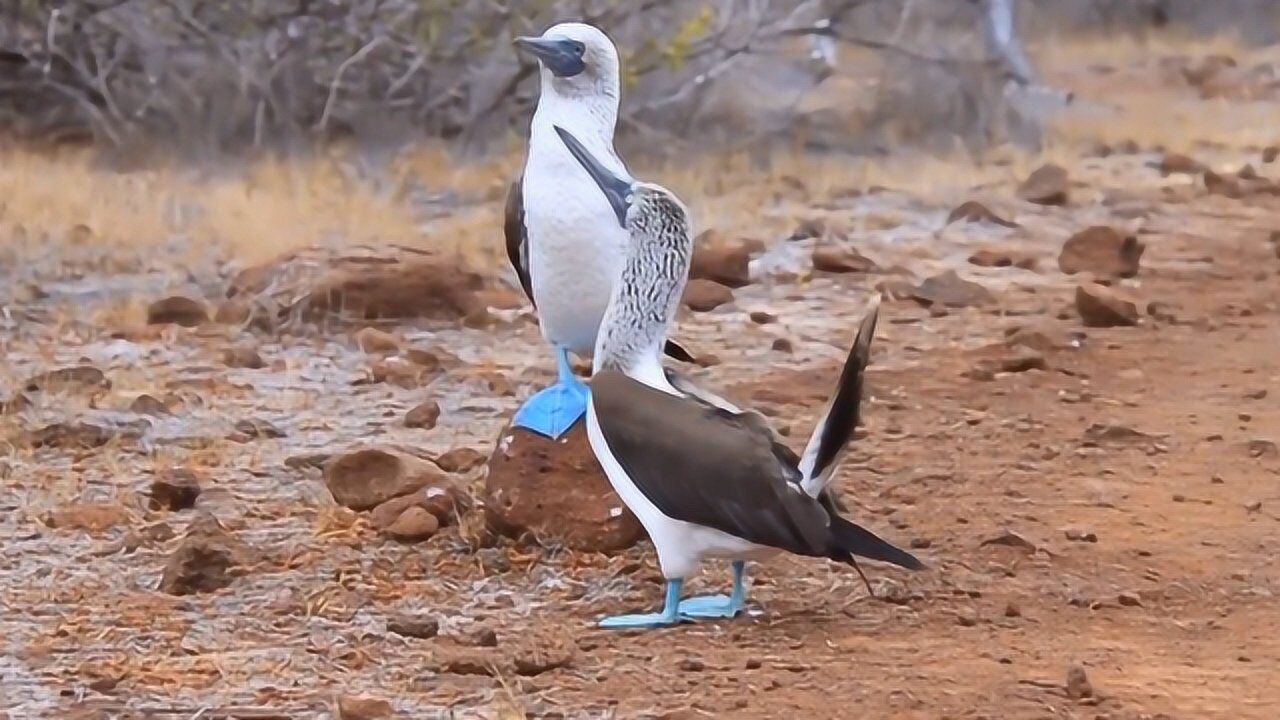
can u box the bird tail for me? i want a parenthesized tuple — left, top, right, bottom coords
(829, 515, 924, 571)
(798, 295, 880, 496)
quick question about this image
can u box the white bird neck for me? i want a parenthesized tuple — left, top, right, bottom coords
(529, 76, 620, 159)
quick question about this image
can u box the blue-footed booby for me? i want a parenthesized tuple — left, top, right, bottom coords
(507, 22, 693, 439)
(554, 125, 924, 629)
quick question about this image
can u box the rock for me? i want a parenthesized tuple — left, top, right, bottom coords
(912, 271, 993, 308)
(1083, 423, 1162, 447)
(876, 278, 918, 302)
(231, 418, 286, 440)
(1075, 283, 1139, 327)
(1004, 325, 1064, 353)
(967, 248, 1036, 269)
(749, 311, 776, 324)
(355, 327, 401, 354)
(682, 279, 734, 312)
(1244, 439, 1277, 459)
(403, 347, 444, 370)
(1066, 665, 1093, 699)
(227, 245, 488, 323)
(43, 503, 129, 534)
(149, 469, 202, 511)
(129, 394, 171, 416)
(336, 695, 392, 720)
(1204, 169, 1243, 198)
(690, 233, 752, 287)
(1117, 592, 1142, 607)
(484, 423, 644, 553)
(1017, 163, 1069, 205)
(812, 245, 877, 274)
(285, 452, 332, 471)
(1058, 226, 1144, 278)
(1000, 349, 1047, 373)
(324, 448, 452, 511)
(387, 614, 440, 639)
(1004, 602, 1021, 618)
(25, 365, 110, 393)
(383, 506, 440, 542)
(158, 513, 247, 595)
(1263, 146, 1279, 164)
(771, 337, 793, 353)
(222, 346, 265, 369)
(146, 296, 208, 327)
(1156, 152, 1205, 176)
(945, 200, 1018, 227)
(27, 421, 142, 449)
(404, 400, 441, 429)
(980, 530, 1037, 554)
(513, 636, 575, 676)
(434, 447, 485, 474)
(460, 625, 499, 648)
(1147, 301, 1179, 323)
(364, 357, 437, 388)
(369, 482, 465, 531)
(1064, 527, 1098, 542)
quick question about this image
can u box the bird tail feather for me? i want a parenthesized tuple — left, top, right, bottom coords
(830, 515, 924, 571)
(799, 296, 880, 496)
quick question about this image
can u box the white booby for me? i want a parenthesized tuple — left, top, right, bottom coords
(554, 125, 925, 629)
(507, 22, 692, 439)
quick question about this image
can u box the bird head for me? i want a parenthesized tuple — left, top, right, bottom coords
(515, 22, 620, 95)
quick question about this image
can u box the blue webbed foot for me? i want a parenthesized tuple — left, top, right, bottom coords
(677, 594, 740, 618)
(599, 579, 687, 629)
(512, 380, 588, 439)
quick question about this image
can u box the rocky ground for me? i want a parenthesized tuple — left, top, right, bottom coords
(2, 44, 1279, 720)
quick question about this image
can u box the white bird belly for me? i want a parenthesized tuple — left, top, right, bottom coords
(587, 401, 774, 579)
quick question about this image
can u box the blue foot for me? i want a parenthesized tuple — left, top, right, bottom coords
(677, 561, 748, 619)
(600, 579, 687, 629)
(512, 346, 588, 439)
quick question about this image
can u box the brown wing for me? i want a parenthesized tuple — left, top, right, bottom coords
(504, 177, 534, 305)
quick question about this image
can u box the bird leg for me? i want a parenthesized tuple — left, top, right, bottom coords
(676, 561, 747, 619)
(512, 345, 589, 438)
(599, 578, 687, 629)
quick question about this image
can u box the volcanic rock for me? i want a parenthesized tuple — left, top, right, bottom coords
(149, 469, 203, 511)
(25, 365, 109, 393)
(324, 448, 452, 511)
(690, 232, 752, 287)
(42, 502, 130, 534)
(434, 447, 485, 474)
(1058, 227, 1144, 278)
(946, 200, 1018, 227)
(912, 271, 994, 308)
(146, 296, 208, 327)
(356, 327, 401, 354)
(158, 512, 249, 595)
(405, 400, 441, 429)
(382, 506, 440, 542)
(682, 279, 734, 312)
(812, 245, 877, 274)
(1075, 283, 1139, 327)
(222, 346, 265, 369)
(484, 422, 643, 553)
(1017, 163, 1069, 205)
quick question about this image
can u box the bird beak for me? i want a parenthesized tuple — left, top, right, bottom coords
(513, 36, 586, 78)
(555, 126, 632, 228)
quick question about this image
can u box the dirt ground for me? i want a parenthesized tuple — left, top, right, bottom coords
(2, 37, 1279, 720)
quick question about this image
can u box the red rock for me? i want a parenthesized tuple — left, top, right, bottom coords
(27, 421, 142, 449)
(690, 231, 752, 287)
(1058, 226, 1144, 278)
(812, 245, 877, 274)
(405, 400, 441, 429)
(912, 271, 993, 308)
(365, 357, 437, 388)
(221, 346, 265, 369)
(149, 469, 203, 511)
(337, 695, 392, 720)
(146, 296, 208, 327)
(1156, 152, 1205, 176)
(43, 503, 129, 534)
(129, 394, 171, 416)
(682, 279, 734, 312)
(484, 423, 643, 553)
(25, 365, 109, 393)
(158, 513, 248, 595)
(434, 447, 485, 474)
(324, 448, 451, 511)
(1017, 163, 1069, 206)
(1204, 169, 1244, 198)
(382, 506, 440, 542)
(1075, 283, 1139, 327)
(403, 347, 444, 370)
(370, 481, 465, 529)
(1263, 146, 1279, 164)
(946, 200, 1018, 228)
(968, 248, 1037, 270)
(355, 327, 400, 354)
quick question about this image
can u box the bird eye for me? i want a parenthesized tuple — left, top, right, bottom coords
(569, 41, 586, 57)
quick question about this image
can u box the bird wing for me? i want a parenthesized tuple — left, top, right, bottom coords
(591, 369, 831, 556)
(503, 177, 535, 305)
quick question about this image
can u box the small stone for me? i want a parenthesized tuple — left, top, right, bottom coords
(149, 469, 202, 511)
(403, 347, 443, 370)
(129, 394, 171, 416)
(980, 530, 1037, 554)
(1172, 493, 1186, 503)
(325, 448, 454, 511)
(462, 626, 499, 648)
(1117, 592, 1142, 607)
(158, 513, 246, 595)
(1243, 389, 1267, 400)
(1017, 163, 1070, 205)
(1156, 152, 1205, 176)
(682, 279, 734, 312)
(771, 337, 793, 353)
(25, 365, 110, 393)
(1075, 283, 1139, 327)
(222, 346, 265, 369)
(1238, 412, 1252, 422)
(434, 447, 485, 473)
(146, 296, 208, 327)
(1000, 350, 1047, 373)
(337, 695, 392, 720)
(513, 637, 574, 676)
(387, 614, 440, 639)
(1004, 602, 1021, 618)
(1244, 500, 1262, 512)
(968, 248, 1036, 269)
(365, 357, 436, 388)
(1066, 665, 1093, 699)
(956, 613, 978, 627)
(946, 200, 1018, 227)
(383, 506, 440, 542)
(43, 503, 129, 534)
(1059, 226, 1144, 278)
(745, 658, 763, 670)
(232, 418, 285, 440)
(405, 400, 441, 429)
(355, 327, 401, 354)
(690, 232, 753, 287)
(678, 658, 705, 672)
(812, 245, 877, 274)
(912, 270, 993, 308)
(909, 537, 932, 549)
(1263, 146, 1279, 163)
(1064, 527, 1098, 543)
(749, 311, 776, 324)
